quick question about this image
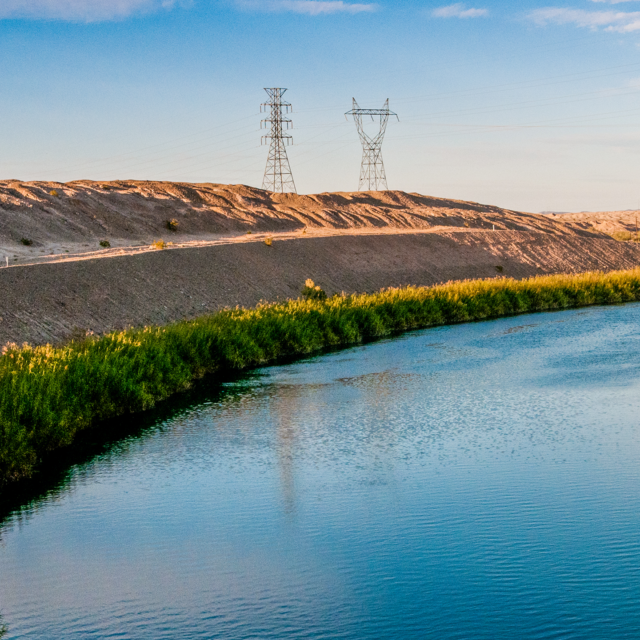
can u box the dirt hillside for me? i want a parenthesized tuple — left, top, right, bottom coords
(0, 180, 597, 266)
(1, 181, 639, 347)
(2, 229, 640, 348)
(545, 210, 640, 236)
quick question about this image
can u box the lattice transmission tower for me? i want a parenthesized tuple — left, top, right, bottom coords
(345, 98, 398, 191)
(261, 88, 296, 193)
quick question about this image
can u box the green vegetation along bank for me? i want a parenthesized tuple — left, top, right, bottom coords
(2, 269, 640, 489)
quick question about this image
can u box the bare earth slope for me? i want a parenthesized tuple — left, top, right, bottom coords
(0, 180, 592, 265)
(1, 180, 639, 346)
(546, 210, 640, 236)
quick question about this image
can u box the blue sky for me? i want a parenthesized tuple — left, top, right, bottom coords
(0, 0, 640, 211)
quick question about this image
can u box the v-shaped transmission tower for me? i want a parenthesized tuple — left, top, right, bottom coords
(261, 88, 296, 194)
(345, 98, 398, 191)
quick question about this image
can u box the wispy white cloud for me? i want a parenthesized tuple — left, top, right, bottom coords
(590, 0, 640, 4)
(0, 0, 180, 21)
(529, 7, 640, 32)
(236, 0, 377, 14)
(0, 0, 376, 21)
(432, 3, 487, 18)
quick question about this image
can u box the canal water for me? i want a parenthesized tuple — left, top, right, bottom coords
(2, 304, 640, 639)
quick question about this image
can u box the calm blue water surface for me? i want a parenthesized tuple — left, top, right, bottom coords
(2, 304, 640, 639)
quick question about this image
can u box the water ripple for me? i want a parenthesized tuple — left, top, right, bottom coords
(3, 305, 640, 638)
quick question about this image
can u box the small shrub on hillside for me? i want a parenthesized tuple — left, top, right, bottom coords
(50, 189, 59, 197)
(495, 265, 504, 273)
(20, 238, 33, 246)
(99, 240, 111, 248)
(302, 279, 327, 301)
(152, 239, 167, 250)
(610, 231, 640, 243)
(264, 237, 273, 247)
(165, 219, 179, 232)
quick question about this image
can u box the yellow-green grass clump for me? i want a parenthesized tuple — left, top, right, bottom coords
(609, 231, 640, 243)
(3, 269, 640, 488)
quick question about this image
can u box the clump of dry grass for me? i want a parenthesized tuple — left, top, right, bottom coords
(3, 268, 640, 488)
(264, 237, 273, 246)
(165, 219, 179, 232)
(609, 231, 640, 243)
(302, 279, 327, 301)
(152, 240, 167, 250)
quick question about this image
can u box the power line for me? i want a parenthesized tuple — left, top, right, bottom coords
(345, 98, 398, 191)
(261, 88, 296, 194)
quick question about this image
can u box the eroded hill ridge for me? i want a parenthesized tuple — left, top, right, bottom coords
(0, 180, 601, 264)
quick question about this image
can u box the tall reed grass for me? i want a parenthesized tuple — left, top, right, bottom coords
(2, 269, 640, 487)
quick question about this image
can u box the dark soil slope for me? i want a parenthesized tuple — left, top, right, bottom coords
(2, 229, 639, 347)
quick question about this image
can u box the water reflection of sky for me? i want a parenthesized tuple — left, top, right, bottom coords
(2, 304, 640, 638)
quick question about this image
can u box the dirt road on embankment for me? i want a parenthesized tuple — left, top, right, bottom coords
(1, 180, 640, 347)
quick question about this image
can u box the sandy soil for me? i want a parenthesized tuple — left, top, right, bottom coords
(0, 180, 596, 267)
(545, 210, 640, 236)
(1, 180, 638, 347)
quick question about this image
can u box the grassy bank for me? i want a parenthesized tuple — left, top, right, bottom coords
(2, 269, 640, 488)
